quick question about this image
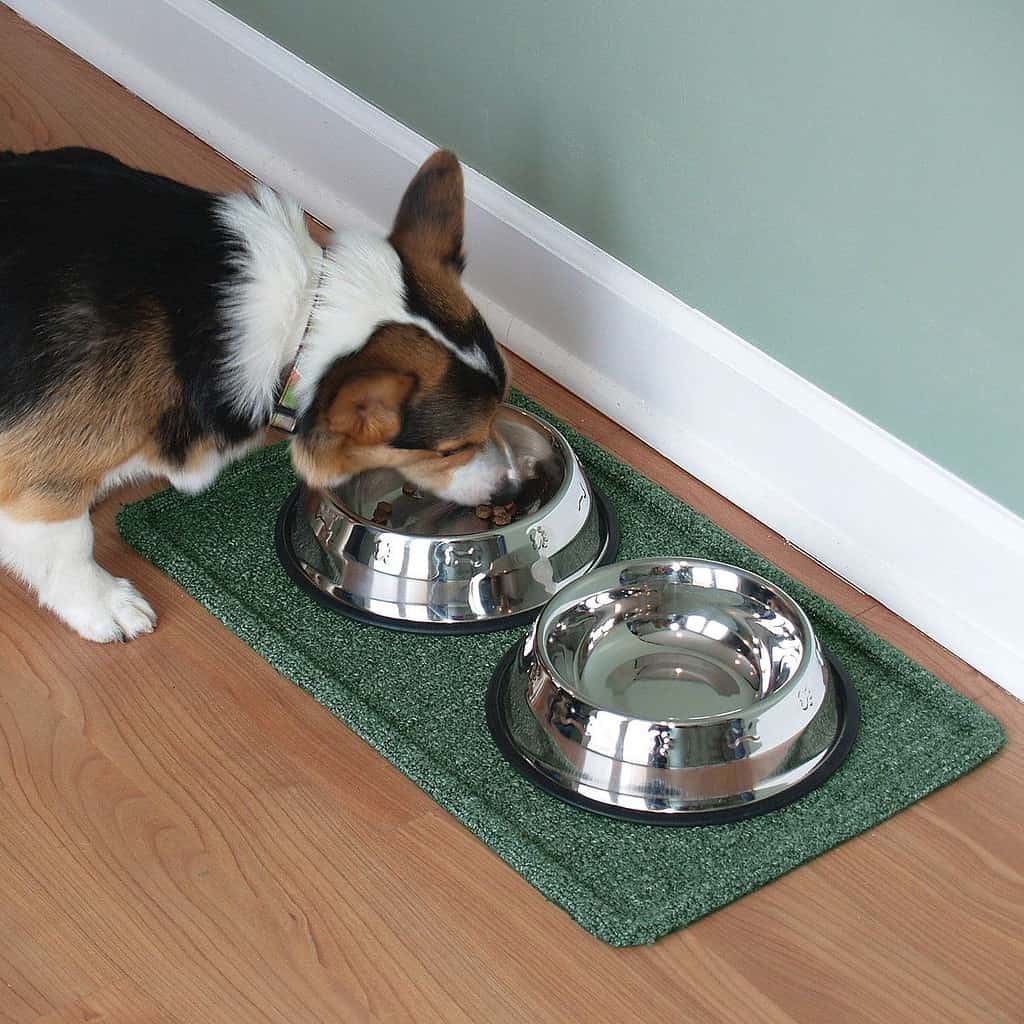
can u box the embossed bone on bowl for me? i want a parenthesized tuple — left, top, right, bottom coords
(486, 558, 859, 824)
(276, 405, 618, 633)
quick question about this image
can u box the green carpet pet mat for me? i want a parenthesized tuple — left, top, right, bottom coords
(117, 394, 1004, 947)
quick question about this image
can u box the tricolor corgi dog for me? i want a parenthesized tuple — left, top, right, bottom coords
(0, 147, 508, 642)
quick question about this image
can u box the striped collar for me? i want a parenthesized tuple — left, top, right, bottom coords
(270, 246, 328, 431)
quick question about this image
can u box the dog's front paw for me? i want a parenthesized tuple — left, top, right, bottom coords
(49, 573, 157, 643)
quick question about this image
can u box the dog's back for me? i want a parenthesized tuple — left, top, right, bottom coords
(0, 148, 238, 426)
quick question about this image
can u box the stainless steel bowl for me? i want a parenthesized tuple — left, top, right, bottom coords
(276, 406, 618, 633)
(487, 558, 858, 824)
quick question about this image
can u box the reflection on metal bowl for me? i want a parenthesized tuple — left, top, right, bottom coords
(487, 558, 859, 824)
(276, 405, 619, 633)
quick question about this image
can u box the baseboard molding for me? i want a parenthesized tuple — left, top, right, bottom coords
(9, 0, 1022, 699)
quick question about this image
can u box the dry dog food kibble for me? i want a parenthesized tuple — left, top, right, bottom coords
(493, 501, 519, 526)
(478, 501, 520, 526)
(372, 500, 392, 525)
(402, 481, 417, 496)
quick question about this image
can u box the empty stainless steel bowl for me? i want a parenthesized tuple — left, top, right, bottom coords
(276, 406, 618, 632)
(487, 558, 858, 824)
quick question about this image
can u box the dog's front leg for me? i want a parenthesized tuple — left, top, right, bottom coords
(0, 509, 156, 642)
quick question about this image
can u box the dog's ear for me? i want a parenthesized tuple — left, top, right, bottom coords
(326, 370, 416, 446)
(390, 149, 465, 272)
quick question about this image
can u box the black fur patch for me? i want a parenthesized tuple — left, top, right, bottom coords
(0, 148, 254, 459)
(399, 264, 507, 393)
(390, 356, 497, 450)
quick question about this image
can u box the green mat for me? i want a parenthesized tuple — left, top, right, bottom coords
(117, 394, 1004, 947)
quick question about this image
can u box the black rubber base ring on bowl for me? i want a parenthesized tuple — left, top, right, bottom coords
(485, 642, 861, 827)
(274, 483, 621, 636)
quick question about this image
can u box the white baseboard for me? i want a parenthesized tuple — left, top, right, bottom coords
(8, 0, 1022, 699)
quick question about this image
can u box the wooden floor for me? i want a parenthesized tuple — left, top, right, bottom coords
(1, 9, 1021, 1022)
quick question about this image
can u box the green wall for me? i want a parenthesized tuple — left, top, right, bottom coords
(217, 0, 1023, 515)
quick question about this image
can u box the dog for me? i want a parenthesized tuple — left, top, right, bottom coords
(0, 146, 509, 642)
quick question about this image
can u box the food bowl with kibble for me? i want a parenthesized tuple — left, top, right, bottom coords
(276, 405, 619, 633)
(486, 558, 859, 825)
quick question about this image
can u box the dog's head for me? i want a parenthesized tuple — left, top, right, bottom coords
(290, 150, 510, 505)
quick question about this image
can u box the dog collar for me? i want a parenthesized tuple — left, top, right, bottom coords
(270, 246, 328, 431)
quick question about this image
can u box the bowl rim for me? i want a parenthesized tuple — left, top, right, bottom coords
(316, 405, 579, 542)
(531, 556, 820, 725)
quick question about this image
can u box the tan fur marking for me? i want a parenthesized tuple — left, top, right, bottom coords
(407, 262, 475, 321)
(389, 149, 475, 322)
(344, 323, 451, 389)
(0, 302, 245, 519)
(389, 149, 465, 268)
(326, 370, 416, 446)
